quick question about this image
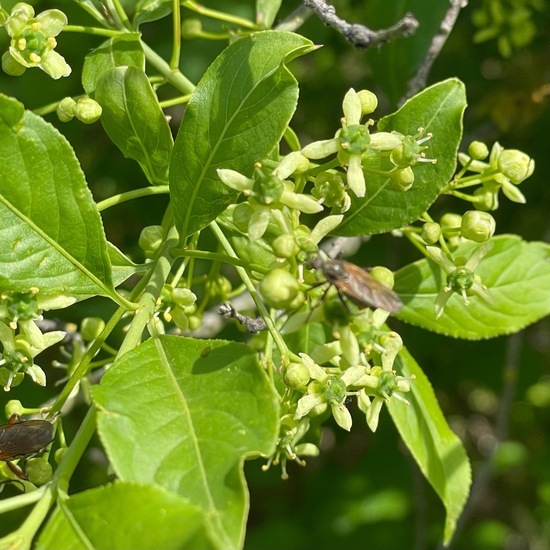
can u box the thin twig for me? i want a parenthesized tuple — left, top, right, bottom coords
(303, 0, 418, 49)
(404, 0, 468, 103)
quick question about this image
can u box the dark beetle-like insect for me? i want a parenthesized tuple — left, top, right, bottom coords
(308, 256, 403, 314)
(0, 414, 55, 481)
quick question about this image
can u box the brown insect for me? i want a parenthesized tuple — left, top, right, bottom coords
(0, 414, 55, 483)
(308, 256, 403, 314)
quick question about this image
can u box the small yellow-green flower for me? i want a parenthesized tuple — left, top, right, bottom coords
(217, 153, 322, 241)
(2, 3, 71, 79)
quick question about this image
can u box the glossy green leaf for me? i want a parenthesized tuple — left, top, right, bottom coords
(338, 79, 466, 236)
(170, 30, 314, 240)
(364, 0, 450, 105)
(37, 482, 210, 550)
(95, 66, 174, 186)
(388, 347, 471, 545)
(82, 34, 145, 95)
(0, 94, 114, 300)
(92, 336, 280, 550)
(394, 235, 550, 338)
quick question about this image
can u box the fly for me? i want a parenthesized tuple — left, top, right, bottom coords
(308, 256, 403, 314)
(0, 414, 55, 482)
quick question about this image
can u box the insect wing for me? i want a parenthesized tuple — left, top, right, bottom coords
(0, 420, 54, 461)
(333, 260, 403, 313)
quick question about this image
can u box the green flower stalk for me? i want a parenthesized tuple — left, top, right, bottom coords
(2, 3, 71, 79)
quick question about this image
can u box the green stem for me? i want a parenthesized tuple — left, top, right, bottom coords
(119, 219, 180, 356)
(63, 25, 122, 37)
(141, 42, 195, 95)
(171, 248, 270, 274)
(210, 221, 293, 360)
(96, 186, 170, 211)
(170, 0, 182, 69)
(182, 1, 257, 29)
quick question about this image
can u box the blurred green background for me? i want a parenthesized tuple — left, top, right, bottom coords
(1, 1, 549, 548)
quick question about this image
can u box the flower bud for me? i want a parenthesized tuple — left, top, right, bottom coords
(260, 269, 299, 309)
(55, 447, 68, 464)
(5, 399, 23, 417)
(439, 212, 462, 230)
(272, 234, 299, 259)
(139, 225, 164, 255)
(284, 363, 310, 391)
(473, 187, 498, 211)
(370, 266, 395, 289)
(25, 457, 53, 486)
(181, 18, 202, 39)
(421, 222, 441, 244)
(57, 97, 76, 122)
(80, 317, 105, 341)
(74, 98, 102, 124)
(460, 210, 495, 242)
(389, 166, 414, 191)
(357, 90, 378, 115)
(498, 150, 534, 184)
(468, 141, 489, 160)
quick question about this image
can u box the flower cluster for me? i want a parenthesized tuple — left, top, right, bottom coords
(301, 88, 436, 198)
(0, 2, 71, 79)
(0, 289, 75, 391)
(452, 141, 534, 210)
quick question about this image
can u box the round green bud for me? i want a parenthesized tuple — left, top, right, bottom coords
(232, 203, 253, 233)
(284, 363, 310, 391)
(5, 400, 23, 417)
(26, 458, 53, 486)
(421, 222, 441, 244)
(139, 225, 164, 254)
(272, 234, 299, 259)
(357, 89, 378, 115)
(497, 149, 534, 184)
(74, 98, 102, 124)
(80, 317, 105, 341)
(260, 268, 299, 309)
(460, 210, 496, 242)
(473, 187, 498, 211)
(2, 51, 26, 76)
(389, 166, 414, 191)
(181, 18, 202, 39)
(439, 212, 462, 229)
(468, 141, 489, 160)
(370, 266, 395, 289)
(187, 314, 202, 331)
(57, 97, 76, 122)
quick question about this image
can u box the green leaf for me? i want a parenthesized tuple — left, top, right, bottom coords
(338, 79, 466, 236)
(92, 336, 280, 550)
(170, 30, 314, 240)
(394, 235, 550, 338)
(37, 482, 211, 550)
(256, 0, 282, 28)
(82, 34, 145, 95)
(364, 0, 450, 105)
(95, 66, 174, 186)
(388, 347, 471, 545)
(0, 94, 115, 300)
(108, 242, 147, 287)
(134, 0, 173, 26)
